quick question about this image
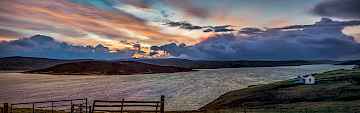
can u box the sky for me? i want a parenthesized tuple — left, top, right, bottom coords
(0, 0, 360, 60)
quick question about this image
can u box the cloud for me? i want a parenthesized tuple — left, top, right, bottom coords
(273, 18, 360, 30)
(161, 0, 211, 18)
(119, 0, 157, 9)
(151, 18, 360, 60)
(343, 25, 360, 43)
(265, 19, 291, 28)
(0, 35, 135, 60)
(0, 28, 24, 40)
(164, 21, 203, 30)
(238, 27, 264, 34)
(312, 0, 360, 19)
(204, 25, 236, 33)
(0, 0, 195, 49)
(164, 21, 236, 33)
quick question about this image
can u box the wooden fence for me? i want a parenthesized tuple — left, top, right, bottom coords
(1, 96, 165, 113)
(91, 95, 164, 113)
(7, 98, 88, 113)
(1, 103, 7, 113)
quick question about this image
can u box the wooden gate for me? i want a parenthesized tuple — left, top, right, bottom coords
(91, 95, 164, 113)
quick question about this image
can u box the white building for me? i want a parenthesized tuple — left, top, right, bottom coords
(296, 74, 316, 85)
(354, 65, 359, 69)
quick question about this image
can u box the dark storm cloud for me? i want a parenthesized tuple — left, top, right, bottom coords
(165, 21, 203, 30)
(0, 35, 135, 60)
(203, 25, 236, 32)
(164, 21, 236, 32)
(152, 18, 360, 60)
(274, 18, 360, 30)
(238, 27, 264, 34)
(312, 0, 360, 19)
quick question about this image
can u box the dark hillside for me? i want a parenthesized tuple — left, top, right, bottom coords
(26, 61, 193, 75)
(0, 56, 86, 71)
(138, 58, 331, 69)
(337, 60, 360, 65)
(201, 68, 360, 112)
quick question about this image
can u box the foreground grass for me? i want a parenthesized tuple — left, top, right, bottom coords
(0, 108, 68, 113)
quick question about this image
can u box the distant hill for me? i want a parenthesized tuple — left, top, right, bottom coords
(201, 68, 360, 112)
(26, 61, 193, 75)
(0, 56, 340, 72)
(337, 60, 360, 65)
(0, 56, 90, 71)
(137, 58, 335, 69)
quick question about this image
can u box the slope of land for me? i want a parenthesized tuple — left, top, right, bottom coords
(201, 68, 360, 112)
(0, 56, 341, 71)
(337, 60, 360, 65)
(26, 61, 193, 75)
(138, 58, 337, 69)
(0, 56, 89, 71)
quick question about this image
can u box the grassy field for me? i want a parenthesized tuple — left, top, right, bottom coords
(201, 68, 360, 113)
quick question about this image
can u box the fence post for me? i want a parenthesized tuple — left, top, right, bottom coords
(88, 106, 91, 113)
(242, 104, 246, 113)
(71, 104, 74, 113)
(79, 104, 83, 113)
(121, 99, 124, 113)
(3, 103, 8, 113)
(51, 101, 54, 113)
(70, 100, 73, 113)
(85, 98, 88, 113)
(32, 103, 35, 113)
(9, 104, 12, 113)
(160, 95, 165, 113)
(155, 103, 159, 113)
(91, 100, 96, 113)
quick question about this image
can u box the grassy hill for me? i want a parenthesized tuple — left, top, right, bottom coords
(337, 60, 360, 65)
(0, 56, 341, 71)
(137, 58, 333, 69)
(201, 68, 360, 113)
(0, 56, 90, 71)
(26, 61, 193, 75)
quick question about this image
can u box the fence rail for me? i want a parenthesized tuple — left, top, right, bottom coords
(10, 99, 86, 105)
(91, 95, 164, 113)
